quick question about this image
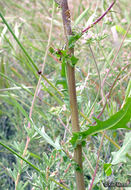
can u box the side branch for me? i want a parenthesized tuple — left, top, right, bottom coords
(82, 1, 116, 33)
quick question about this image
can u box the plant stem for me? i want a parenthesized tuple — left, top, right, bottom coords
(89, 131, 105, 190)
(61, 1, 85, 189)
(82, 1, 116, 33)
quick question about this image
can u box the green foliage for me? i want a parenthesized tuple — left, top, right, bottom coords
(125, 79, 131, 102)
(49, 47, 55, 54)
(33, 125, 61, 150)
(68, 32, 82, 48)
(70, 98, 131, 147)
(50, 47, 79, 94)
(0, 141, 41, 173)
(103, 163, 112, 176)
(116, 25, 131, 38)
(86, 34, 108, 44)
(70, 55, 79, 66)
(111, 132, 131, 165)
(0, 11, 38, 73)
(0, 0, 130, 189)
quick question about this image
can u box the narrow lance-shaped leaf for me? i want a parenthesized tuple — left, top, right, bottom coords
(70, 98, 131, 146)
(33, 125, 61, 150)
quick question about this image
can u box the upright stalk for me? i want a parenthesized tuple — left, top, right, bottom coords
(61, 0, 85, 189)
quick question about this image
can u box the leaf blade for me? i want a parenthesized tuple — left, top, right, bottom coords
(70, 98, 131, 146)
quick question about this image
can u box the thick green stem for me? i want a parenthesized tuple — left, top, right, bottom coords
(61, 0, 85, 189)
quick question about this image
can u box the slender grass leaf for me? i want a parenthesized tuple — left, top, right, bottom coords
(28, 151, 42, 161)
(0, 12, 38, 71)
(0, 142, 68, 190)
(74, 7, 89, 27)
(41, 74, 64, 98)
(0, 141, 41, 173)
(41, 82, 64, 106)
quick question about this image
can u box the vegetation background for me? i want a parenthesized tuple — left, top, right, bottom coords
(0, 0, 130, 189)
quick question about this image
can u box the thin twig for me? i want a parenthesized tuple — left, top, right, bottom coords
(97, 63, 130, 120)
(102, 23, 131, 88)
(81, 44, 101, 126)
(89, 131, 106, 190)
(83, 151, 94, 175)
(82, 1, 116, 33)
(88, 44, 101, 116)
(57, 117, 71, 136)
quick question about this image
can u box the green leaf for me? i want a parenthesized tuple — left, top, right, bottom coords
(103, 163, 112, 176)
(70, 98, 131, 146)
(58, 62, 68, 90)
(111, 132, 131, 165)
(56, 77, 68, 90)
(49, 47, 55, 54)
(33, 125, 61, 150)
(61, 61, 67, 78)
(60, 49, 68, 57)
(0, 141, 41, 173)
(68, 33, 82, 48)
(125, 79, 131, 102)
(116, 25, 131, 38)
(28, 151, 42, 161)
(70, 55, 79, 66)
